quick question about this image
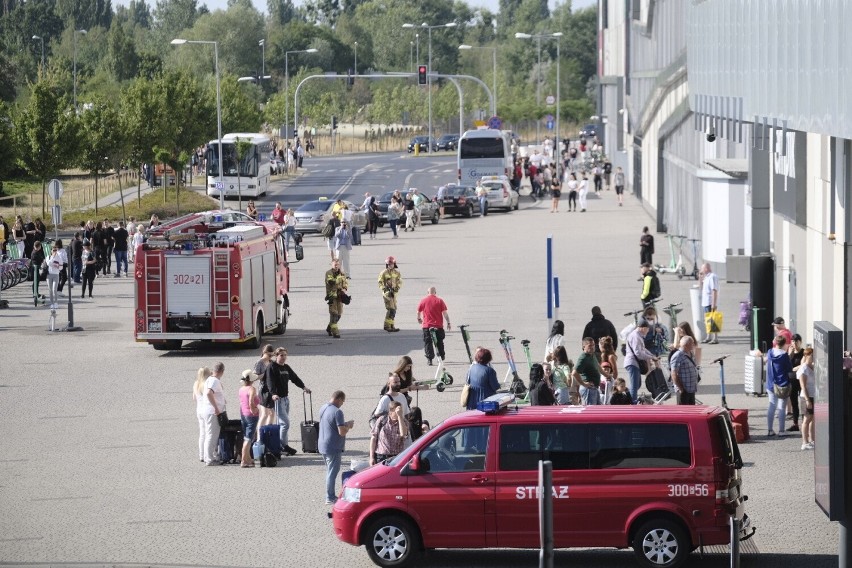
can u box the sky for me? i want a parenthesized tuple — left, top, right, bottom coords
(115, 0, 597, 16)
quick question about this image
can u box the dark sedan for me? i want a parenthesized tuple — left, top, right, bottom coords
(407, 136, 435, 153)
(441, 184, 484, 217)
(375, 191, 441, 226)
(435, 134, 459, 152)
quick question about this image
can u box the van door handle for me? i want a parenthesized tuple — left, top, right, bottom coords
(471, 475, 489, 484)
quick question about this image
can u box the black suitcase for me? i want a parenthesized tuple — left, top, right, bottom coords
(301, 391, 320, 453)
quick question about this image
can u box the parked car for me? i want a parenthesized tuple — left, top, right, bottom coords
(441, 184, 484, 217)
(292, 199, 367, 234)
(435, 134, 460, 152)
(375, 191, 441, 226)
(407, 136, 436, 153)
(479, 175, 519, 212)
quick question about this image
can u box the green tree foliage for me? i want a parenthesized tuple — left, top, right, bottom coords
(179, 4, 264, 78)
(219, 73, 262, 133)
(78, 96, 122, 213)
(267, 0, 296, 26)
(115, 0, 152, 29)
(0, 102, 17, 192)
(56, 0, 113, 30)
(121, 76, 162, 203)
(108, 18, 139, 81)
(13, 77, 79, 217)
(152, 0, 199, 41)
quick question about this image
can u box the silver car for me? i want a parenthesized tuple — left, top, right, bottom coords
(293, 199, 367, 234)
(479, 176, 519, 211)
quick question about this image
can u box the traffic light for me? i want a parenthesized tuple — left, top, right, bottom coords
(332, 115, 338, 130)
(418, 65, 428, 85)
(347, 68, 354, 86)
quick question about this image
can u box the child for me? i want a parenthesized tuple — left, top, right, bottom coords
(609, 378, 633, 405)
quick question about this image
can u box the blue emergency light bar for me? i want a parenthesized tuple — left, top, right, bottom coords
(476, 393, 515, 414)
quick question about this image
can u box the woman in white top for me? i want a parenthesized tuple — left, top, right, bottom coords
(283, 209, 297, 251)
(192, 366, 225, 465)
(544, 320, 565, 362)
(131, 224, 145, 257)
(797, 347, 815, 450)
(45, 240, 65, 309)
(578, 173, 589, 212)
(565, 173, 579, 212)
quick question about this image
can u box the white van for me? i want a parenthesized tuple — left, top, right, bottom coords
(457, 129, 514, 184)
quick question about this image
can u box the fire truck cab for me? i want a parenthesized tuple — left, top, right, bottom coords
(134, 210, 302, 351)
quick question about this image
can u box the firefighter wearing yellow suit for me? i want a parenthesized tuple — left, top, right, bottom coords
(378, 256, 402, 332)
(325, 259, 347, 338)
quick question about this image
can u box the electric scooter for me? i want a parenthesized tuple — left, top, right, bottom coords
(711, 355, 730, 409)
(680, 238, 701, 280)
(520, 339, 534, 371)
(655, 234, 686, 275)
(459, 324, 474, 364)
(498, 329, 527, 397)
(661, 302, 683, 343)
(429, 327, 453, 392)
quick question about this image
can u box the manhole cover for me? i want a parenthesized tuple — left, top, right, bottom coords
(295, 340, 334, 346)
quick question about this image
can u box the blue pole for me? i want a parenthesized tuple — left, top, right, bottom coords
(546, 236, 553, 332)
(553, 277, 560, 308)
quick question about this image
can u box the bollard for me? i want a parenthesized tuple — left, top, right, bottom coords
(539, 460, 554, 568)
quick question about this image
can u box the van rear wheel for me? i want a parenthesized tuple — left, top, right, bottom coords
(632, 518, 690, 568)
(364, 515, 421, 567)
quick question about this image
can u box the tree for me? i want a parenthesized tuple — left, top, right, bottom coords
(0, 102, 16, 196)
(152, 0, 199, 40)
(78, 97, 122, 214)
(179, 5, 264, 78)
(122, 76, 163, 204)
(267, 0, 296, 26)
(108, 18, 139, 81)
(219, 73, 262, 134)
(13, 77, 78, 218)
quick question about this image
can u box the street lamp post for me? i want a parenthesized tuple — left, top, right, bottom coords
(285, 48, 318, 143)
(515, 32, 562, 146)
(73, 29, 87, 111)
(354, 41, 358, 75)
(171, 38, 224, 210)
(410, 41, 414, 71)
(259, 39, 265, 79)
(459, 44, 497, 116)
(403, 22, 456, 153)
(32, 35, 44, 73)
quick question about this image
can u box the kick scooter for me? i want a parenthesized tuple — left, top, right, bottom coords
(498, 329, 527, 397)
(520, 339, 534, 371)
(710, 355, 729, 409)
(655, 234, 685, 275)
(680, 237, 701, 280)
(459, 324, 474, 363)
(429, 327, 454, 392)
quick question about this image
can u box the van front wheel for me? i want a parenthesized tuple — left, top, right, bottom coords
(364, 515, 421, 567)
(632, 518, 689, 568)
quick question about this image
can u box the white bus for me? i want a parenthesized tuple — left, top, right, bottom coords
(457, 129, 514, 184)
(206, 133, 272, 199)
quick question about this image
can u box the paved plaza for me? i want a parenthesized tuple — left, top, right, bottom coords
(0, 182, 840, 567)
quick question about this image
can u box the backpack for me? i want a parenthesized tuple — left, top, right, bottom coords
(320, 220, 335, 238)
(369, 394, 393, 431)
(649, 273, 661, 300)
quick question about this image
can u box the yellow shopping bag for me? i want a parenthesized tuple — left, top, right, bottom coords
(705, 310, 723, 334)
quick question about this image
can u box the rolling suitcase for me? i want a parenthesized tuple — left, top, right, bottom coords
(217, 419, 243, 464)
(260, 422, 282, 458)
(744, 354, 765, 396)
(301, 391, 320, 453)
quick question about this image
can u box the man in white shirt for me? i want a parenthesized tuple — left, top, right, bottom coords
(372, 374, 411, 419)
(700, 263, 720, 344)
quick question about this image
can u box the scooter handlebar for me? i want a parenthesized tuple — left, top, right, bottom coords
(711, 355, 730, 364)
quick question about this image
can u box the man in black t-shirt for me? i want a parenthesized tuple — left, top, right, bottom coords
(113, 221, 129, 277)
(71, 232, 83, 283)
(103, 219, 115, 276)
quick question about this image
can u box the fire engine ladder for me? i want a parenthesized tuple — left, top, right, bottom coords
(213, 249, 231, 317)
(146, 253, 163, 323)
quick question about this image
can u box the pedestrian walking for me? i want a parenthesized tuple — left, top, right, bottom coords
(592, 164, 603, 192)
(614, 166, 625, 206)
(640, 263, 661, 306)
(45, 241, 64, 309)
(325, 259, 347, 338)
(365, 195, 379, 239)
(126, 218, 137, 263)
(404, 193, 416, 232)
(333, 221, 353, 277)
(387, 195, 402, 238)
(476, 180, 488, 216)
(565, 172, 578, 211)
(30, 240, 46, 306)
(103, 219, 115, 276)
(319, 390, 354, 504)
(113, 221, 129, 277)
(416, 286, 451, 366)
(578, 173, 589, 212)
(283, 209, 297, 251)
(640, 226, 655, 266)
(378, 256, 402, 332)
(71, 233, 83, 284)
(670, 336, 700, 405)
(80, 239, 97, 298)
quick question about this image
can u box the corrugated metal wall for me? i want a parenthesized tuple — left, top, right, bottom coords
(687, 0, 852, 139)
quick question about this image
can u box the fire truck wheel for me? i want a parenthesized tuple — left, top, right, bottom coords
(152, 340, 182, 351)
(248, 314, 263, 350)
(272, 302, 288, 335)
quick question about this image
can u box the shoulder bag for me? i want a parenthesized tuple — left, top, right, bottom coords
(627, 340, 650, 374)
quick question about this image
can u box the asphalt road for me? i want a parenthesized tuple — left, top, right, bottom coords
(0, 151, 841, 568)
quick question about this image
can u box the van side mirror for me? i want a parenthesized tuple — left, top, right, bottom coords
(294, 244, 304, 261)
(294, 232, 303, 244)
(402, 454, 428, 476)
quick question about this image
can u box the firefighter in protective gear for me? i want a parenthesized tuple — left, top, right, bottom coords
(378, 256, 402, 332)
(325, 259, 347, 338)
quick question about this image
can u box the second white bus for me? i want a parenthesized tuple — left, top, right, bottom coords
(206, 133, 272, 199)
(457, 129, 514, 184)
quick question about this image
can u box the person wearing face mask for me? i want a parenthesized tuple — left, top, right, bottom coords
(641, 306, 669, 358)
(623, 318, 659, 404)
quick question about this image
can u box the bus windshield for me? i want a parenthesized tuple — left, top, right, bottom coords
(206, 143, 258, 178)
(459, 137, 505, 160)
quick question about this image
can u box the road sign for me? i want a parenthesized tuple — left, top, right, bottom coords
(545, 95, 556, 105)
(487, 116, 502, 130)
(473, 120, 486, 128)
(544, 114, 554, 122)
(48, 179, 63, 201)
(51, 205, 62, 225)
(215, 181, 224, 190)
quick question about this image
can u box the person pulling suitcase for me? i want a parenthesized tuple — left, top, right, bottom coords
(262, 347, 312, 457)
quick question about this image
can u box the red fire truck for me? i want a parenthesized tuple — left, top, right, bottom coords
(134, 210, 303, 351)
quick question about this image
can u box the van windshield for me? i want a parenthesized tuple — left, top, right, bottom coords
(460, 137, 505, 160)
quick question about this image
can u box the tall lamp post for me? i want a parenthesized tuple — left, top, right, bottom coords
(354, 41, 358, 75)
(515, 32, 562, 146)
(259, 39, 265, 78)
(459, 44, 497, 116)
(73, 29, 87, 111)
(32, 35, 45, 73)
(403, 21, 456, 153)
(285, 48, 318, 142)
(409, 41, 414, 71)
(171, 38, 224, 210)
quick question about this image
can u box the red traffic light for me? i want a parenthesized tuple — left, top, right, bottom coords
(418, 65, 428, 85)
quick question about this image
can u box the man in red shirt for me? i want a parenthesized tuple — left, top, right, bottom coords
(271, 202, 286, 225)
(416, 286, 451, 366)
(772, 317, 793, 347)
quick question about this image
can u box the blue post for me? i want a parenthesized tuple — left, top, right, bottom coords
(546, 236, 553, 333)
(553, 276, 560, 321)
